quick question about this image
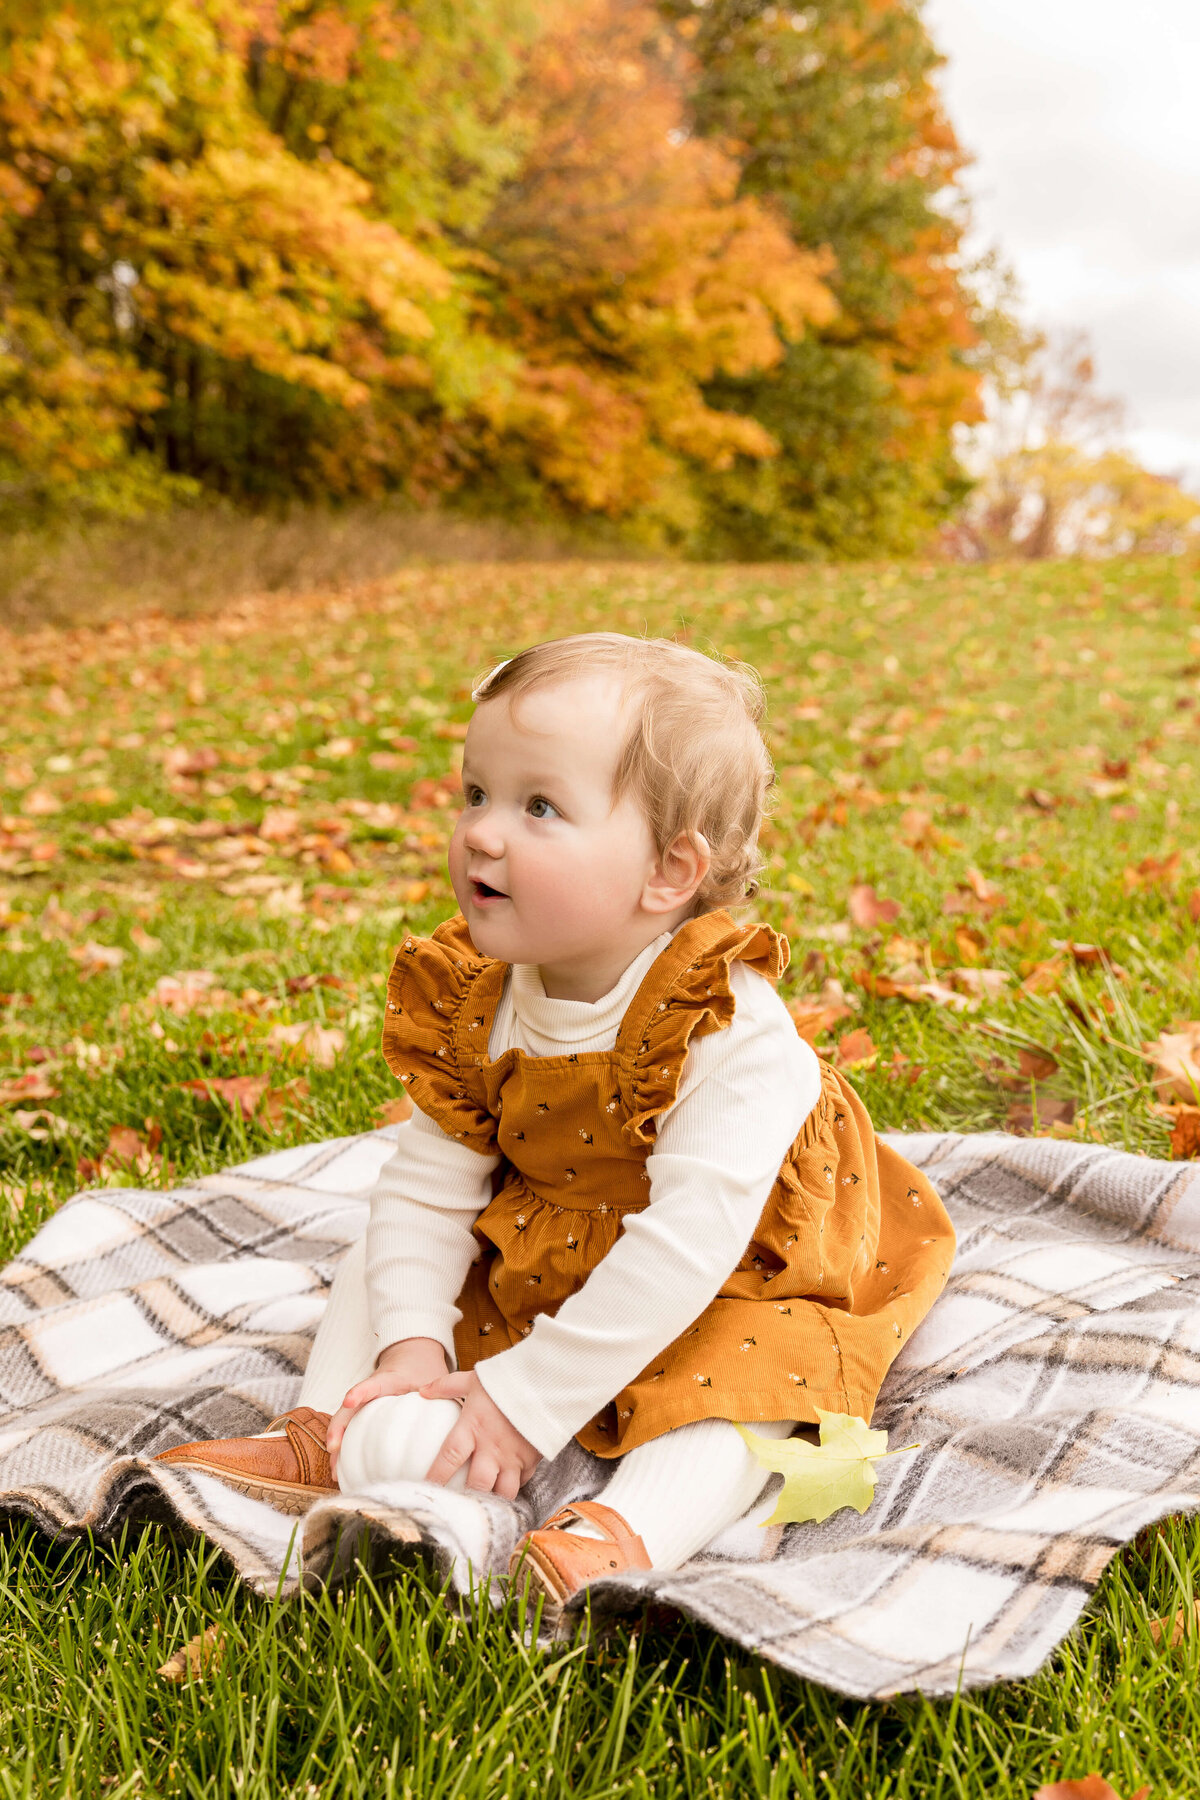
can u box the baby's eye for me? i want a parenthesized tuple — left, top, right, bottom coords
(465, 785, 487, 807)
(527, 795, 557, 820)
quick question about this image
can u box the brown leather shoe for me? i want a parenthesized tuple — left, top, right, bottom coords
(509, 1501, 651, 1606)
(154, 1406, 337, 1513)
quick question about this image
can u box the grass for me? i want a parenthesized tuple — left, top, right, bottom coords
(0, 552, 1199, 1795)
(0, 503, 622, 632)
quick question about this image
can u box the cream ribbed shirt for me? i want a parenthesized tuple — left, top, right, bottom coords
(364, 934, 820, 1457)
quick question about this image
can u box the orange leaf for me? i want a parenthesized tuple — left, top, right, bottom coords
(848, 885, 901, 929)
(106, 1125, 146, 1164)
(158, 1624, 226, 1683)
(1149, 1596, 1200, 1646)
(1123, 852, 1180, 893)
(1018, 1048, 1059, 1081)
(0, 1070, 60, 1106)
(835, 1028, 878, 1069)
(944, 868, 1007, 915)
(1007, 1096, 1076, 1136)
(1141, 1025, 1200, 1104)
(1021, 957, 1067, 996)
(788, 1001, 853, 1043)
(179, 1075, 270, 1119)
(1032, 1778, 1149, 1800)
(1169, 1107, 1200, 1160)
(258, 1078, 310, 1132)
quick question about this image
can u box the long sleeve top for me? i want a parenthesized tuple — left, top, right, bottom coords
(364, 930, 820, 1457)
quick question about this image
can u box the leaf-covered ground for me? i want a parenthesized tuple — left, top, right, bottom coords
(1, 556, 1199, 1797)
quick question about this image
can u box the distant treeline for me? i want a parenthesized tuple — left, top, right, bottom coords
(1, 0, 994, 556)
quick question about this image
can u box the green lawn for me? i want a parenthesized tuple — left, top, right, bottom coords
(1, 555, 1198, 1797)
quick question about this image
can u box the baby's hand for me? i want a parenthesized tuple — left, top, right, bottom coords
(420, 1370, 541, 1500)
(326, 1336, 448, 1478)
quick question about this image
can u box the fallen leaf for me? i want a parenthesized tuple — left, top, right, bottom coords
(848, 884, 900, 929)
(376, 1093, 414, 1126)
(1149, 1596, 1200, 1646)
(739, 1411, 903, 1526)
(163, 746, 221, 778)
(951, 967, 1011, 1000)
(284, 972, 348, 995)
(129, 925, 162, 954)
(179, 1075, 270, 1119)
(1142, 1025, 1200, 1104)
(21, 787, 61, 816)
(408, 775, 461, 811)
(0, 1070, 61, 1105)
(70, 940, 126, 978)
(316, 736, 359, 760)
(854, 969, 974, 1011)
(258, 1078, 311, 1132)
(898, 807, 935, 849)
(1188, 889, 1200, 924)
(1032, 1778, 1149, 1800)
(158, 1624, 226, 1683)
(1123, 852, 1180, 893)
(259, 807, 303, 843)
(1169, 1107, 1200, 1160)
(10, 1109, 75, 1140)
(149, 971, 232, 1015)
(788, 1002, 853, 1044)
(1006, 1096, 1077, 1136)
(835, 1028, 878, 1069)
(1023, 787, 1062, 811)
(264, 1023, 346, 1068)
(106, 1125, 146, 1164)
(1018, 1048, 1060, 1081)
(942, 868, 1007, 915)
(954, 925, 988, 963)
(1021, 956, 1068, 996)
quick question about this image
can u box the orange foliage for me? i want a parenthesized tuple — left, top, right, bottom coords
(475, 0, 835, 519)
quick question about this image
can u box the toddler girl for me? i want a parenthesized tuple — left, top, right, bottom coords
(160, 634, 954, 1603)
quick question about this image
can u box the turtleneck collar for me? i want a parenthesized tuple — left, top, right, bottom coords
(506, 931, 674, 1058)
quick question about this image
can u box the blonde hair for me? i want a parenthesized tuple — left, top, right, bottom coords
(472, 633, 773, 913)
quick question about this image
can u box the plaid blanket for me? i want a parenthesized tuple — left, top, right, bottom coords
(3, 1125, 1199, 1700)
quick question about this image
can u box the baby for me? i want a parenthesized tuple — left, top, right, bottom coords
(160, 633, 955, 1603)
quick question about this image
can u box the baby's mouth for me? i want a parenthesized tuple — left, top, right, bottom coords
(471, 878, 508, 903)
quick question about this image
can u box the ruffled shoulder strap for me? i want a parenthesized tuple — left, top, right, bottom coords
(615, 911, 789, 1145)
(381, 913, 506, 1153)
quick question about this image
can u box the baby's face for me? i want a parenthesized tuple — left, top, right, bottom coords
(448, 675, 659, 972)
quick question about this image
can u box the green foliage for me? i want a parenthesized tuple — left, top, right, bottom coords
(0, 0, 989, 546)
(669, 0, 983, 557)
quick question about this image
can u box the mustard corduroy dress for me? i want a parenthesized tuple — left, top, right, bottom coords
(382, 910, 955, 1458)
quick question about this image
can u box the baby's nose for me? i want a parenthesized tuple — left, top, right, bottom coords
(463, 813, 503, 855)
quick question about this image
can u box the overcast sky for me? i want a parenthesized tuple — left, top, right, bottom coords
(923, 0, 1200, 485)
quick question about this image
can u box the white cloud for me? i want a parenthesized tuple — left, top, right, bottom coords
(925, 0, 1200, 485)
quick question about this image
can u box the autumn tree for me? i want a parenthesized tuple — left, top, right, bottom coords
(462, 0, 836, 532)
(0, 1, 483, 516)
(661, 0, 985, 558)
(958, 330, 1200, 558)
(1, 0, 998, 551)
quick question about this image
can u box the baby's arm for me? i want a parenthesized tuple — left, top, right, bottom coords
(326, 1106, 499, 1467)
(451, 965, 820, 1460)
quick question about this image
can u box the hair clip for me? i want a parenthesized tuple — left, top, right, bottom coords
(471, 659, 512, 701)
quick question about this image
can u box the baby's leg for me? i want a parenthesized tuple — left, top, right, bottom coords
(297, 1233, 378, 1412)
(579, 1418, 794, 1570)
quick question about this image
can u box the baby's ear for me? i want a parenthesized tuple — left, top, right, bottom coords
(642, 831, 711, 915)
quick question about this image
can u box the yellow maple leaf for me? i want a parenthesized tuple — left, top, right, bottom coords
(739, 1410, 907, 1527)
